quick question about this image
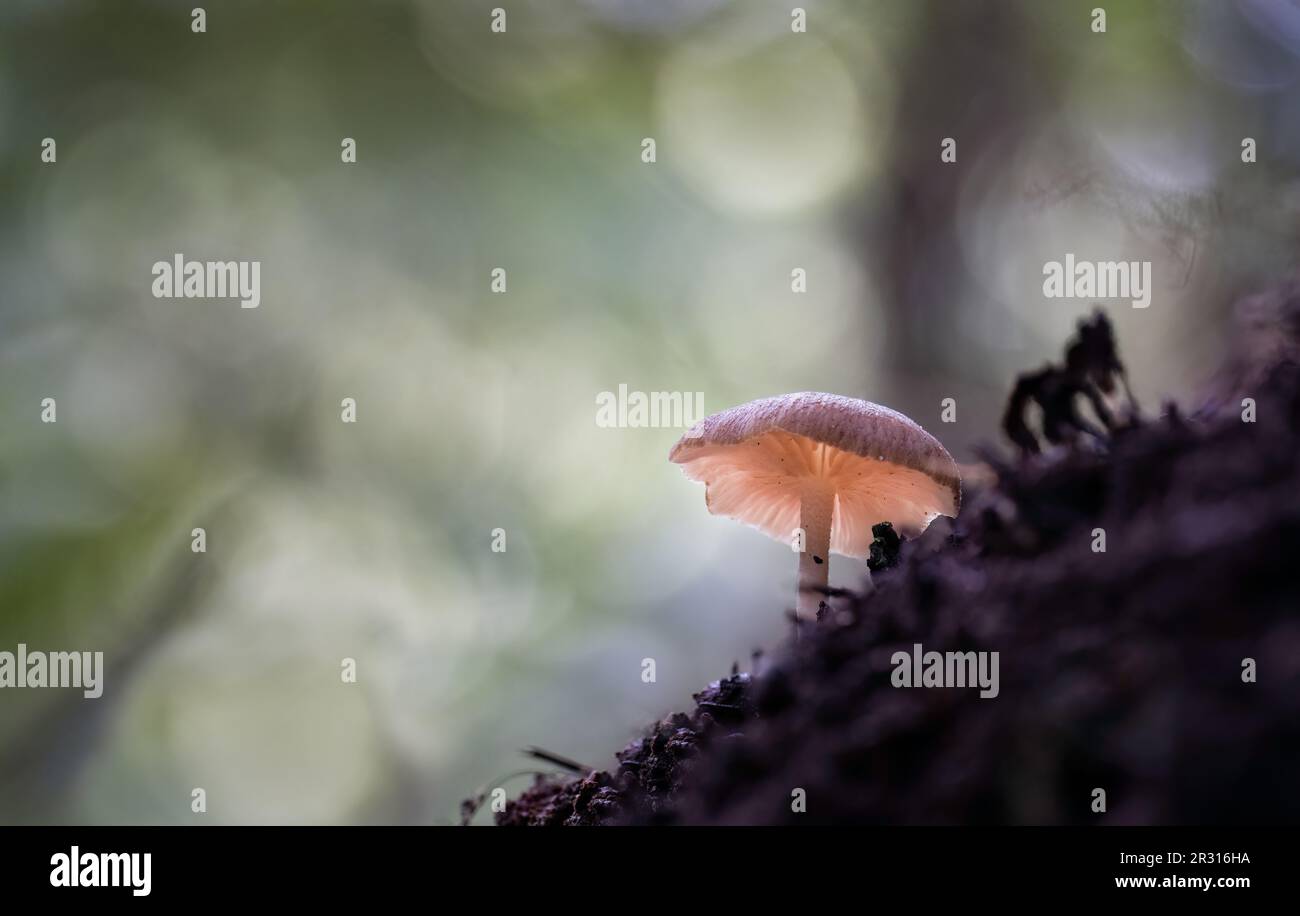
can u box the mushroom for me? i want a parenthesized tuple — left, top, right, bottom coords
(669, 392, 961, 620)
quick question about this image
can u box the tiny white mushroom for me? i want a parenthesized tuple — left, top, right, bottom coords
(669, 392, 961, 620)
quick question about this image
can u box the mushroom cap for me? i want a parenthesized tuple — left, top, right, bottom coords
(669, 392, 961, 557)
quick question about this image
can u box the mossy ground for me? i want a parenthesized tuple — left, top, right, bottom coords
(494, 278, 1300, 826)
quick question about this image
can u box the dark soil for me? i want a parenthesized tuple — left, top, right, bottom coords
(495, 276, 1300, 826)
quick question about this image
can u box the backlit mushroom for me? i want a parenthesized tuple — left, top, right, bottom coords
(669, 393, 961, 620)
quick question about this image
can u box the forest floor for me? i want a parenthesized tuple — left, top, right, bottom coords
(485, 275, 1300, 826)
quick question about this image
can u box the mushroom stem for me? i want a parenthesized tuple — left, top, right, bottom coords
(797, 482, 835, 620)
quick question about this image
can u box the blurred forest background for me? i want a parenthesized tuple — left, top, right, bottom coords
(1, 0, 1298, 824)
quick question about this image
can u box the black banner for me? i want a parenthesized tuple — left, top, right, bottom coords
(1, 826, 1283, 902)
